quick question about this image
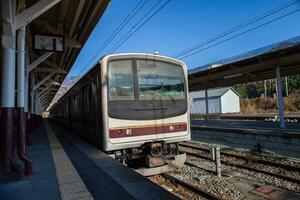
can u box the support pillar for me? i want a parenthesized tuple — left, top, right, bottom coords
(275, 66, 285, 128)
(17, 26, 25, 109)
(17, 25, 32, 176)
(30, 72, 36, 130)
(31, 72, 35, 114)
(25, 45, 30, 133)
(285, 77, 289, 97)
(205, 88, 209, 121)
(0, 36, 18, 178)
(0, 0, 25, 182)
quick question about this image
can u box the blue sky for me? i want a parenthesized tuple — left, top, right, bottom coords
(66, 0, 300, 78)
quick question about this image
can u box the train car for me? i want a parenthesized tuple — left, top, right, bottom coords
(50, 53, 190, 176)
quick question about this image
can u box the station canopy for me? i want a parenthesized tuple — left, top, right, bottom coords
(189, 36, 300, 91)
(1, 0, 111, 108)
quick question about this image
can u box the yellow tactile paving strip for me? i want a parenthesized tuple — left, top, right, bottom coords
(46, 122, 94, 200)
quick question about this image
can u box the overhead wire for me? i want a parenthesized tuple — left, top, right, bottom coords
(174, 0, 299, 59)
(107, 0, 171, 54)
(179, 8, 300, 60)
(91, 0, 148, 61)
(77, 0, 148, 76)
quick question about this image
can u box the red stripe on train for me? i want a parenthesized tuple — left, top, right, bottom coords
(109, 123, 187, 138)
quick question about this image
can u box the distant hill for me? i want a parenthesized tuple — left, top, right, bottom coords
(63, 75, 80, 88)
(50, 75, 81, 106)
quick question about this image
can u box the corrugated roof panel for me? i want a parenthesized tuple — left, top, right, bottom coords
(189, 35, 300, 75)
(190, 87, 232, 99)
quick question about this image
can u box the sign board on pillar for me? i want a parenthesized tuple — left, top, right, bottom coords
(33, 34, 64, 52)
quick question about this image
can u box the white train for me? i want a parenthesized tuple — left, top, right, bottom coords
(50, 53, 190, 175)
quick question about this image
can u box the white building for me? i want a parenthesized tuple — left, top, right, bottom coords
(190, 87, 240, 114)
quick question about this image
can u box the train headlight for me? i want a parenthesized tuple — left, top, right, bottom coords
(125, 128, 132, 135)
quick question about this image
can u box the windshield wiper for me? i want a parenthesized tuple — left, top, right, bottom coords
(133, 108, 168, 111)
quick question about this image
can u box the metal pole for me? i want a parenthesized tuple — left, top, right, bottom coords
(31, 72, 35, 114)
(1, 38, 16, 108)
(276, 66, 285, 128)
(215, 146, 221, 177)
(275, 79, 278, 99)
(264, 80, 267, 98)
(1, 37, 16, 172)
(25, 72, 29, 113)
(25, 46, 29, 114)
(205, 88, 209, 121)
(210, 146, 215, 161)
(0, 0, 18, 176)
(17, 26, 25, 108)
(17, 25, 32, 176)
(285, 77, 288, 97)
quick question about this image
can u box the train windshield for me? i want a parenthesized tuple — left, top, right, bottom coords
(108, 60, 134, 101)
(108, 59, 185, 101)
(137, 60, 185, 100)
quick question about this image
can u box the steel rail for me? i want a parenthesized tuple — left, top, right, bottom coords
(183, 150, 300, 184)
(162, 173, 223, 200)
(219, 115, 300, 123)
(180, 143, 300, 171)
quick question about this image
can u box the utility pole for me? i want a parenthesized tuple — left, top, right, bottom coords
(285, 77, 289, 97)
(264, 80, 267, 98)
(275, 78, 278, 99)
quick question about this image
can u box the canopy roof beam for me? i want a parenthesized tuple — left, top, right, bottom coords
(15, 0, 61, 29)
(49, 79, 61, 86)
(35, 67, 67, 74)
(34, 71, 56, 90)
(1, 0, 15, 38)
(38, 91, 55, 102)
(37, 84, 52, 98)
(28, 52, 54, 72)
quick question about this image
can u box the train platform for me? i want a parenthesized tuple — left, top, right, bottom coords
(191, 119, 300, 131)
(190, 119, 300, 159)
(0, 121, 178, 200)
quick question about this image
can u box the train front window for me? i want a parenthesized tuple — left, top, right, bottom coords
(137, 60, 185, 100)
(108, 60, 134, 100)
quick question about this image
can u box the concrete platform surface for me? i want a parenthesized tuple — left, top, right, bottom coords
(0, 121, 178, 200)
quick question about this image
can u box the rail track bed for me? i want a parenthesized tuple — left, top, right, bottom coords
(149, 141, 300, 199)
(149, 174, 212, 200)
(149, 163, 245, 200)
(180, 141, 300, 192)
(181, 141, 300, 167)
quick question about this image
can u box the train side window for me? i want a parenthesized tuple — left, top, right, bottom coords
(108, 60, 134, 101)
(66, 100, 69, 115)
(83, 86, 89, 113)
(72, 94, 80, 114)
(72, 95, 75, 114)
(75, 94, 80, 113)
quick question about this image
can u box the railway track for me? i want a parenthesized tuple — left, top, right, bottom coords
(161, 173, 223, 200)
(191, 114, 300, 123)
(149, 174, 216, 200)
(219, 115, 300, 123)
(180, 142, 300, 184)
(180, 143, 300, 171)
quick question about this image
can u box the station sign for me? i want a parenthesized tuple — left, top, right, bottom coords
(33, 34, 64, 52)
